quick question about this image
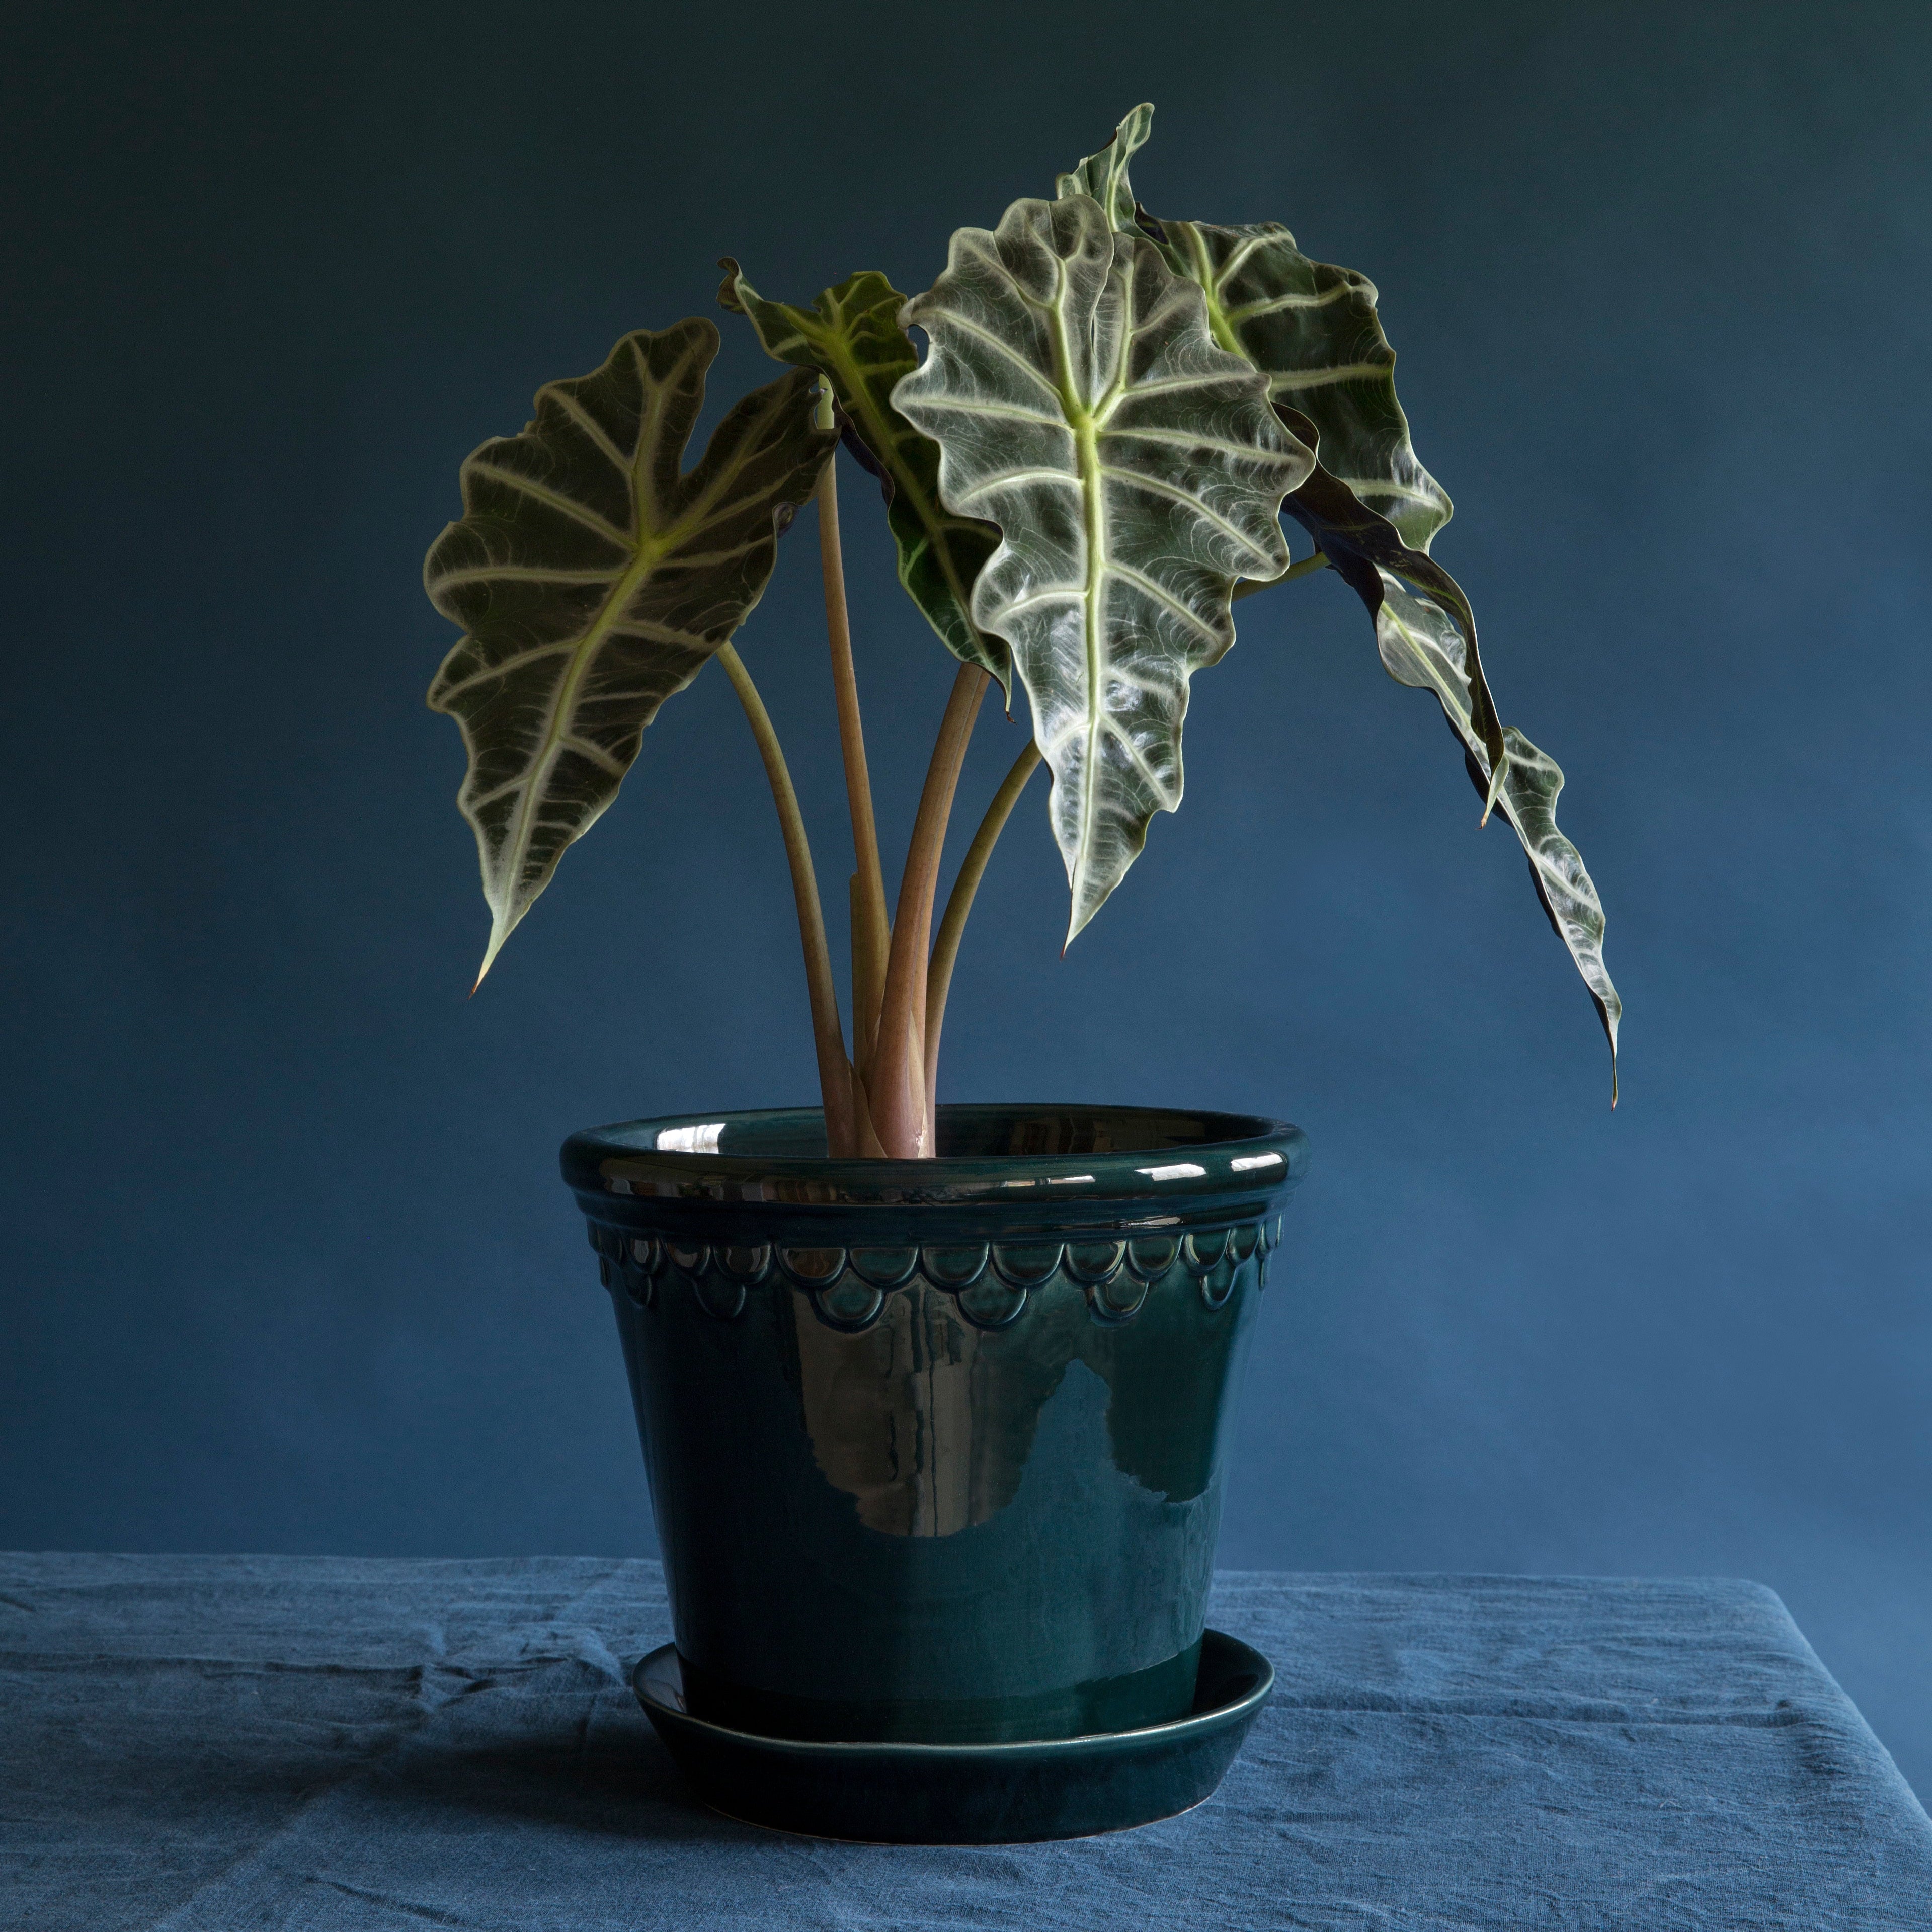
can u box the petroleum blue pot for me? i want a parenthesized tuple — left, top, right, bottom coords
(562, 1104, 1306, 1747)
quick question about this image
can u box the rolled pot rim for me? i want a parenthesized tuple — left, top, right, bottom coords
(561, 1102, 1308, 1221)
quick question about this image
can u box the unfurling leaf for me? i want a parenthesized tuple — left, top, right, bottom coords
(717, 262, 1007, 686)
(895, 195, 1312, 942)
(425, 320, 837, 983)
(1054, 101, 1153, 232)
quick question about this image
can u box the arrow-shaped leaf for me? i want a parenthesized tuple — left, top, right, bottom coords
(425, 319, 837, 981)
(894, 194, 1311, 941)
(1056, 109, 1617, 1084)
(718, 262, 1007, 686)
(1058, 109, 1501, 798)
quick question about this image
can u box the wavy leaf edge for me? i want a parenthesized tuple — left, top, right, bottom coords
(717, 258, 1010, 690)
(425, 319, 836, 982)
(893, 191, 1311, 941)
(1054, 105, 1619, 1088)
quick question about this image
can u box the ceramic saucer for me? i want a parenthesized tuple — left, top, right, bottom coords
(631, 1628, 1272, 1844)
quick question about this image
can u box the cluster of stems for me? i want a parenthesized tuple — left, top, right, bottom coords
(717, 457, 1041, 1160)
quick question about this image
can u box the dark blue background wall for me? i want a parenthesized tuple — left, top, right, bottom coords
(5, 1, 1928, 1796)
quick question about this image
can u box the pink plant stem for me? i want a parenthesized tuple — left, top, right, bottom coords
(923, 738, 1041, 1123)
(716, 642, 855, 1156)
(815, 462, 890, 1083)
(869, 662, 989, 1157)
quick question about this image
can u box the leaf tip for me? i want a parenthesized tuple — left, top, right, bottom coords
(715, 257, 745, 314)
(470, 913, 515, 996)
(1062, 893, 1097, 956)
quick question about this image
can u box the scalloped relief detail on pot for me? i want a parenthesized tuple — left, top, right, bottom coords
(720, 1244, 773, 1285)
(920, 1243, 991, 1292)
(777, 1245, 847, 1290)
(1085, 1269, 1151, 1325)
(665, 1240, 710, 1278)
(848, 1246, 921, 1290)
(1125, 1235, 1180, 1281)
(587, 1220, 1275, 1328)
(955, 1274, 1029, 1331)
(1182, 1228, 1229, 1274)
(991, 1242, 1064, 1290)
(591, 1225, 659, 1309)
(1063, 1240, 1125, 1288)
(811, 1277, 886, 1332)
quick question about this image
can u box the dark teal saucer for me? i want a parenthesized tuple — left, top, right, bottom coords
(631, 1629, 1273, 1844)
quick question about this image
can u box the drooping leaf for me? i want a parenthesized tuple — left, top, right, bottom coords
(1271, 406, 1484, 715)
(1153, 210, 1508, 795)
(1282, 414, 1621, 1091)
(1054, 110, 1620, 1082)
(425, 319, 837, 982)
(894, 195, 1311, 941)
(1156, 221, 1454, 555)
(1059, 110, 1502, 812)
(717, 261, 1007, 686)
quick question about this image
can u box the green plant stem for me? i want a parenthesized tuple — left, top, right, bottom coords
(815, 460, 890, 1081)
(923, 738, 1042, 1120)
(716, 642, 855, 1157)
(870, 661, 989, 1158)
(1231, 549, 1329, 601)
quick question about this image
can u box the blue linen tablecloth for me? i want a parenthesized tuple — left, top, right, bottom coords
(3, 1555, 1927, 1930)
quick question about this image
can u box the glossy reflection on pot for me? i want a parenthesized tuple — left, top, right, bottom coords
(566, 1104, 1306, 1745)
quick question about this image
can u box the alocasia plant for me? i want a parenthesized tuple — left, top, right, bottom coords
(425, 104, 1621, 1155)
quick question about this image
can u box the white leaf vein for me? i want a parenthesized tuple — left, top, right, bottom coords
(465, 462, 631, 546)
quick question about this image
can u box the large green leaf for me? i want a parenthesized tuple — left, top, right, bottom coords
(1058, 108, 1501, 800)
(717, 261, 1007, 686)
(1058, 106, 1450, 552)
(1153, 205, 1507, 793)
(1280, 411, 1621, 1090)
(894, 194, 1311, 940)
(1056, 109, 1619, 1084)
(425, 319, 836, 981)
(1159, 221, 1453, 555)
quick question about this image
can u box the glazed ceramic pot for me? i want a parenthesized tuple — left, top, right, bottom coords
(561, 1104, 1306, 1747)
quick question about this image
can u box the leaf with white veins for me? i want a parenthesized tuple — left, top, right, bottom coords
(1282, 412, 1621, 1093)
(718, 261, 1007, 687)
(1383, 587, 1622, 1095)
(425, 319, 837, 982)
(895, 195, 1311, 940)
(1055, 109, 1619, 1082)
(1158, 209, 1509, 796)
(1058, 107, 1450, 549)
(1058, 106, 1503, 797)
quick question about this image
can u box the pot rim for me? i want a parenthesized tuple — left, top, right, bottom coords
(562, 1102, 1307, 1219)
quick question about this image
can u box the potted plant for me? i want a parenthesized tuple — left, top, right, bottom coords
(423, 104, 1618, 1843)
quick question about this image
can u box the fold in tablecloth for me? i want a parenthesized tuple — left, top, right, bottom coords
(4, 1555, 1928, 1930)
